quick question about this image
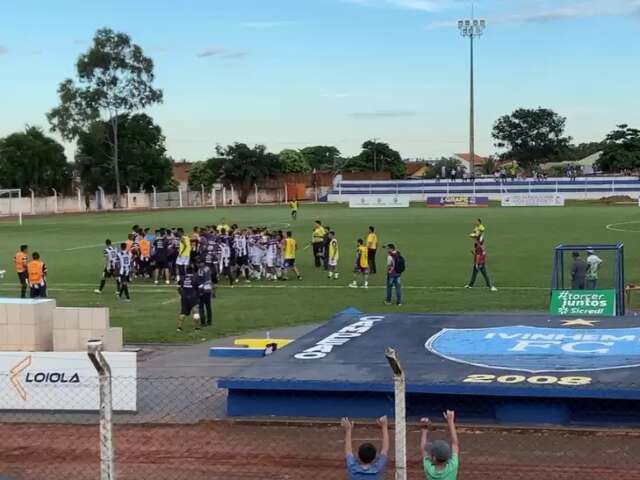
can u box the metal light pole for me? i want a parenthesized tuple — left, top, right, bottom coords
(458, 16, 486, 169)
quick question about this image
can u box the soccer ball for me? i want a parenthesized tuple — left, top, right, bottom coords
(334, 273, 339, 279)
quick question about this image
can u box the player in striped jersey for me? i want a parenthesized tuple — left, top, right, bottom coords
(233, 230, 251, 283)
(117, 243, 132, 301)
(95, 239, 120, 294)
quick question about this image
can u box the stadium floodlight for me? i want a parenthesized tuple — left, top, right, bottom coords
(458, 11, 486, 172)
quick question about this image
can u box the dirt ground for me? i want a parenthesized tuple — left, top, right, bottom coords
(1, 421, 640, 480)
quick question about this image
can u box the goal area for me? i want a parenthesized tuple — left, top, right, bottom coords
(550, 243, 624, 316)
(0, 189, 24, 225)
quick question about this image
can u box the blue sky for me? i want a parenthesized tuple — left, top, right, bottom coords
(1, 0, 639, 161)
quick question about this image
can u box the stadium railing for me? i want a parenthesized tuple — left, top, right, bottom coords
(1, 374, 639, 480)
(329, 176, 640, 201)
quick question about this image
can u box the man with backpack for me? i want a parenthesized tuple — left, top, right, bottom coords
(385, 244, 404, 306)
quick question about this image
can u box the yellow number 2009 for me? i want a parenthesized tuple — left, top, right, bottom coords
(463, 374, 592, 386)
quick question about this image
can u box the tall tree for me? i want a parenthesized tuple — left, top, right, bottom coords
(597, 124, 640, 172)
(0, 127, 72, 195)
(279, 149, 311, 174)
(492, 108, 571, 171)
(188, 158, 224, 190)
(300, 146, 341, 170)
(342, 140, 405, 178)
(422, 157, 462, 179)
(215, 143, 284, 203)
(47, 28, 163, 205)
(76, 113, 173, 192)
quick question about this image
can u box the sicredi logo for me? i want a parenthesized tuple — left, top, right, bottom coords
(294, 316, 385, 360)
(426, 326, 640, 373)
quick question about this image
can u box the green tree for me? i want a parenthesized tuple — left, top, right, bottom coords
(492, 108, 571, 171)
(300, 146, 341, 170)
(47, 28, 163, 205)
(598, 124, 640, 172)
(279, 149, 311, 174)
(342, 140, 405, 178)
(76, 113, 172, 193)
(215, 143, 284, 203)
(423, 157, 462, 179)
(0, 127, 72, 195)
(188, 158, 224, 190)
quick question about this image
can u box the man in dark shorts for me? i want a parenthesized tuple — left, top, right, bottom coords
(13, 244, 28, 298)
(153, 229, 171, 285)
(95, 239, 119, 294)
(177, 264, 201, 332)
(197, 261, 214, 327)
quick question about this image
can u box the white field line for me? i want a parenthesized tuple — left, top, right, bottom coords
(606, 221, 640, 233)
(61, 243, 106, 252)
(0, 282, 547, 292)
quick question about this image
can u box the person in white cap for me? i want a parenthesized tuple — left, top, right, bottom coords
(586, 248, 603, 290)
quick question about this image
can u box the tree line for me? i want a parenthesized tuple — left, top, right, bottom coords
(0, 28, 638, 201)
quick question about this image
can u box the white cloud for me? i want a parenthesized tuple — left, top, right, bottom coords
(241, 21, 296, 28)
(197, 47, 248, 59)
(349, 110, 416, 118)
(346, 0, 456, 11)
(427, 0, 640, 28)
(322, 93, 351, 98)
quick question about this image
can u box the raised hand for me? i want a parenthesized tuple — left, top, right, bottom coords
(341, 417, 354, 430)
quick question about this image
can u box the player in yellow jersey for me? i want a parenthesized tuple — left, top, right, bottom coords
(469, 218, 485, 243)
(366, 226, 378, 274)
(282, 231, 302, 280)
(176, 228, 191, 281)
(289, 200, 298, 220)
(349, 239, 369, 289)
(327, 231, 339, 279)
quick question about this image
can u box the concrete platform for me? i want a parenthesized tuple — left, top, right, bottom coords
(219, 311, 640, 425)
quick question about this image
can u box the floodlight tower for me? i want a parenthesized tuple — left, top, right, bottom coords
(458, 15, 486, 168)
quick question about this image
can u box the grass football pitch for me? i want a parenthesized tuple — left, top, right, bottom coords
(0, 203, 639, 343)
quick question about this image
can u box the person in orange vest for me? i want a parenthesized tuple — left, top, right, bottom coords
(27, 252, 47, 298)
(14, 244, 29, 298)
(138, 236, 151, 278)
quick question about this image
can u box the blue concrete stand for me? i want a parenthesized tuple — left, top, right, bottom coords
(218, 311, 640, 426)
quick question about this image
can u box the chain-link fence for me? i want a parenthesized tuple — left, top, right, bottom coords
(1, 374, 640, 479)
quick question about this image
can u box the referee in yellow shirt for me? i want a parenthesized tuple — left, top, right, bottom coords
(312, 220, 326, 268)
(366, 226, 378, 274)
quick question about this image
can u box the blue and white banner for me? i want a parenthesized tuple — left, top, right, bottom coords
(426, 326, 640, 373)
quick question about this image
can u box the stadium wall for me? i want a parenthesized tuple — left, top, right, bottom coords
(327, 176, 640, 202)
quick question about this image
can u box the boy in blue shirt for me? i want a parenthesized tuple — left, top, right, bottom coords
(341, 416, 389, 479)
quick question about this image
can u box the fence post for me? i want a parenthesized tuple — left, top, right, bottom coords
(152, 186, 157, 209)
(87, 340, 115, 480)
(255, 184, 259, 205)
(201, 184, 205, 207)
(222, 187, 227, 206)
(29, 188, 35, 215)
(284, 183, 288, 203)
(211, 187, 216, 208)
(385, 348, 406, 480)
(126, 186, 131, 209)
(76, 187, 82, 212)
(52, 188, 58, 213)
(178, 188, 183, 208)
